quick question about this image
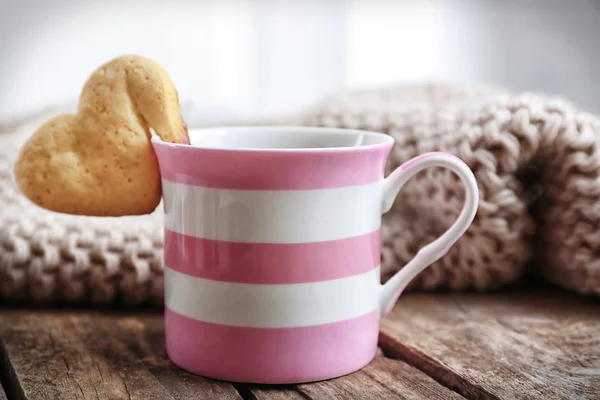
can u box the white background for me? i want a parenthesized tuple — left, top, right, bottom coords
(1, 0, 599, 127)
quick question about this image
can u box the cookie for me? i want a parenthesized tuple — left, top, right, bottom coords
(14, 54, 188, 216)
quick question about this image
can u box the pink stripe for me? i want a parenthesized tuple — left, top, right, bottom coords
(164, 229, 381, 284)
(165, 308, 379, 384)
(152, 141, 392, 190)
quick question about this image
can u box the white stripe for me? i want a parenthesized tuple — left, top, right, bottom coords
(164, 266, 381, 328)
(162, 180, 382, 243)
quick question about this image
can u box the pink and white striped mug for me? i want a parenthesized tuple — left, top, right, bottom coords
(151, 126, 479, 384)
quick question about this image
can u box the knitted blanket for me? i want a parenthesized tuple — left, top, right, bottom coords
(1, 83, 599, 305)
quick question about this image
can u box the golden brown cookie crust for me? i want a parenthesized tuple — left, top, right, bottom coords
(14, 54, 188, 216)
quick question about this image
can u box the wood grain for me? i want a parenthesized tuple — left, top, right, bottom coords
(249, 356, 464, 399)
(3, 288, 595, 400)
(0, 309, 241, 400)
(379, 289, 600, 400)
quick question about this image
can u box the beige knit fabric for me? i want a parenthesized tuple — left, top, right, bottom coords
(1, 83, 600, 305)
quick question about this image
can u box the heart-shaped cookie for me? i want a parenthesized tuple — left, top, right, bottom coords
(14, 54, 189, 216)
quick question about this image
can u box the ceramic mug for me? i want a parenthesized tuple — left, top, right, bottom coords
(151, 126, 479, 384)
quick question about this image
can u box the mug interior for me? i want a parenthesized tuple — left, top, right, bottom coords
(153, 126, 394, 151)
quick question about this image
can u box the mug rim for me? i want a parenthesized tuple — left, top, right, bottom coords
(151, 125, 395, 153)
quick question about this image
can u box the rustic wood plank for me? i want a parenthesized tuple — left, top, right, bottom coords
(249, 356, 464, 399)
(0, 309, 241, 400)
(379, 288, 600, 400)
(0, 330, 26, 400)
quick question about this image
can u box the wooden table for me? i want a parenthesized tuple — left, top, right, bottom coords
(1, 285, 599, 399)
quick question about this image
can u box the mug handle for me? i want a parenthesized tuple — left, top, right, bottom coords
(379, 152, 479, 317)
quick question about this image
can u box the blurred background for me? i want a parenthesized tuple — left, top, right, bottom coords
(1, 0, 599, 126)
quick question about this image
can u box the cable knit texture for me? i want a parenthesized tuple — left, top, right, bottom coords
(1, 83, 600, 305)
